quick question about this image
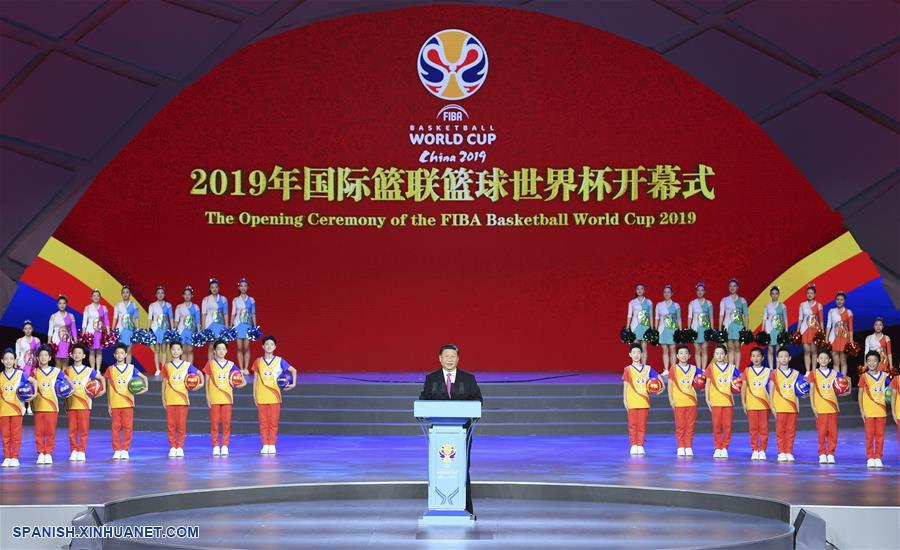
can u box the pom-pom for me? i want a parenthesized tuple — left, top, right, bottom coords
(777, 332, 792, 347)
(813, 331, 830, 352)
(681, 328, 698, 343)
(102, 329, 119, 349)
(754, 331, 771, 347)
(739, 328, 755, 345)
(48, 342, 59, 356)
(219, 326, 238, 343)
(845, 340, 861, 357)
(673, 329, 684, 344)
(191, 328, 215, 347)
(131, 329, 157, 346)
(162, 329, 180, 345)
(643, 328, 660, 346)
(78, 331, 95, 347)
(247, 325, 263, 341)
(790, 332, 802, 345)
(704, 329, 717, 343)
(619, 327, 636, 344)
(715, 329, 728, 344)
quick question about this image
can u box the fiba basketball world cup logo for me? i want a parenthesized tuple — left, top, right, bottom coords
(439, 444, 457, 462)
(418, 29, 488, 100)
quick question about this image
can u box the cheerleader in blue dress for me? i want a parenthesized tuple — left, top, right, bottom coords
(202, 278, 228, 360)
(763, 285, 788, 368)
(655, 285, 681, 377)
(718, 278, 748, 368)
(626, 283, 653, 363)
(687, 282, 714, 369)
(231, 278, 257, 375)
(113, 285, 140, 363)
(148, 286, 174, 375)
(175, 285, 201, 364)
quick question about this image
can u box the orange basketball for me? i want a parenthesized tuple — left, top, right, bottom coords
(184, 372, 200, 391)
(730, 376, 743, 394)
(691, 374, 707, 391)
(647, 377, 664, 395)
(229, 370, 245, 387)
(834, 376, 850, 396)
(85, 378, 103, 398)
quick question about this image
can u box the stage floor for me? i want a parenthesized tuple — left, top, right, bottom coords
(2, 426, 897, 508)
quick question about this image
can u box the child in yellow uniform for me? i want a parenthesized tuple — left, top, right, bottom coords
(668, 345, 699, 457)
(250, 336, 297, 454)
(65, 344, 105, 461)
(160, 342, 203, 458)
(104, 344, 149, 460)
(858, 351, 888, 468)
(806, 351, 847, 464)
(2, 348, 36, 468)
(32, 345, 64, 464)
(769, 348, 800, 462)
(204, 340, 246, 456)
(742, 347, 772, 460)
(623, 343, 662, 455)
(705, 344, 738, 459)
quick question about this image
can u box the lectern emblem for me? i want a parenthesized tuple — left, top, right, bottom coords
(438, 444, 456, 462)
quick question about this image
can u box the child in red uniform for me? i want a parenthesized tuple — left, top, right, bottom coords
(160, 342, 204, 458)
(806, 351, 847, 464)
(65, 344, 105, 461)
(1, 348, 36, 468)
(203, 340, 246, 456)
(32, 345, 64, 464)
(769, 347, 801, 462)
(742, 348, 772, 460)
(104, 343, 149, 460)
(668, 345, 699, 457)
(705, 344, 738, 458)
(623, 343, 662, 455)
(858, 351, 888, 468)
(249, 336, 297, 454)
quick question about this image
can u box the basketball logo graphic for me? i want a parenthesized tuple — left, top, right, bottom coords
(438, 444, 457, 462)
(418, 29, 488, 100)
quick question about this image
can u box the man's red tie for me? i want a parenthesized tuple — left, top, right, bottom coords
(446, 372, 452, 399)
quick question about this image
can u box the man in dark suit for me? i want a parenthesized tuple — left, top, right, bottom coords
(419, 344, 482, 516)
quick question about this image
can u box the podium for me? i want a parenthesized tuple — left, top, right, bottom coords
(414, 400, 482, 525)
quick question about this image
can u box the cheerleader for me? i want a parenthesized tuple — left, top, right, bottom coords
(15, 321, 40, 415)
(175, 286, 201, 364)
(763, 286, 788, 369)
(112, 285, 140, 363)
(798, 284, 823, 374)
(826, 292, 853, 376)
(231, 278, 257, 375)
(81, 289, 110, 372)
(655, 285, 681, 376)
(864, 317, 892, 373)
(2, 348, 36, 468)
(202, 278, 228, 360)
(719, 279, 748, 367)
(148, 286, 174, 376)
(687, 282, 714, 369)
(626, 283, 653, 362)
(48, 295, 77, 370)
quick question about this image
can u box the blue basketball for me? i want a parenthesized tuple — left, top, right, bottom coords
(794, 377, 810, 398)
(56, 378, 74, 399)
(16, 384, 34, 401)
(276, 372, 293, 389)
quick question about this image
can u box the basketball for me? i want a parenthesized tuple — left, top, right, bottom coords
(16, 384, 34, 401)
(229, 370, 245, 387)
(647, 377, 664, 395)
(730, 376, 743, 394)
(127, 377, 146, 394)
(85, 378, 103, 398)
(185, 372, 201, 391)
(834, 376, 850, 396)
(276, 372, 293, 389)
(692, 374, 707, 391)
(884, 385, 892, 405)
(55, 378, 73, 399)
(793, 377, 811, 398)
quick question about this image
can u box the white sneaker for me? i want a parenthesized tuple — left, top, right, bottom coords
(787, 454, 795, 462)
(169, 447, 177, 458)
(720, 449, 728, 459)
(827, 454, 835, 464)
(78, 451, 86, 461)
(874, 458, 884, 468)
(713, 449, 722, 458)
(175, 448, 184, 457)
(36, 453, 45, 464)
(758, 451, 766, 461)
(629, 445, 638, 455)
(120, 450, 129, 460)
(867, 458, 876, 468)
(268, 446, 275, 455)
(677, 447, 685, 457)
(777, 453, 787, 462)
(25, 407, 32, 415)
(1, 458, 9, 467)
(637, 445, 645, 455)
(44, 454, 53, 464)
(819, 454, 827, 464)
(213, 446, 221, 456)
(684, 448, 693, 457)
(751, 450, 760, 460)
(10, 458, 19, 467)
(220, 446, 229, 456)
(261, 445, 269, 454)
(113, 450, 122, 460)
(70, 451, 78, 461)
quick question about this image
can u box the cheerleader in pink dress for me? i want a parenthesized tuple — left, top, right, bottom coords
(826, 292, 853, 376)
(48, 295, 78, 370)
(14, 320, 40, 415)
(82, 289, 110, 372)
(797, 285, 823, 374)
